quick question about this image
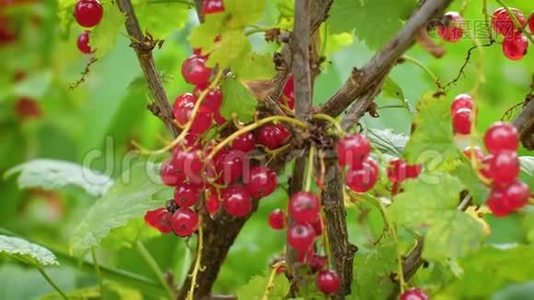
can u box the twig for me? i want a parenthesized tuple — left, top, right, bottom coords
(319, 0, 454, 118)
(443, 41, 494, 90)
(136, 241, 175, 299)
(36, 267, 69, 300)
(187, 217, 204, 300)
(69, 57, 98, 89)
(91, 247, 105, 299)
(116, 0, 179, 137)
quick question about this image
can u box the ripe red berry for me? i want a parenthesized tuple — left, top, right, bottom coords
(406, 164, 423, 179)
(244, 166, 277, 198)
(502, 34, 529, 61)
(170, 208, 199, 237)
(74, 0, 103, 28)
(172, 93, 212, 134)
(437, 12, 464, 42)
(182, 55, 212, 88)
(487, 188, 513, 217)
(479, 155, 493, 180)
(502, 181, 530, 210)
(337, 134, 371, 169)
(216, 150, 246, 185)
(311, 218, 323, 236)
(345, 158, 379, 193)
(484, 122, 519, 154)
(174, 182, 201, 208)
(451, 93, 473, 114)
(289, 192, 320, 224)
(257, 124, 290, 150)
(15, 97, 42, 119)
(231, 132, 255, 153)
(463, 146, 485, 161)
(173, 147, 204, 184)
(492, 7, 526, 37)
(160, 160, 185, 186)
(529, 13, 534, 33)
(316, 269, 340, 294)
(387, 159, 407, 182)
(268, 209, 285, 230)
(205, 191, 220, 215)
(452, 108, 472, 135)
(77, 31, 92, 54)
(287, 224, 316, 252)
(222, 186, 253, 217)
(400, 288, 429, 300)
(489, 151, 520, 186)
(196, 87, 222, 115)
(144, 208, 172, 233)
(309, 254, 327, 272)
(202, 0, 224, 14)
(280, 76, 295, 109)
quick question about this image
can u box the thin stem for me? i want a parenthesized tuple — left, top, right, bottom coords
(135, 68, 225, 155)
(36, 267, 68, 300)
(312, 113, 345, 136)
(187, 217, 204, 300)
(135, 241, 175, 300)
(261, 261, 286, 300)
(305, 146, 315, 192)
(91, 247, 105, 299)
(206, 115, 308, 160)
(401, 55, 443, 90)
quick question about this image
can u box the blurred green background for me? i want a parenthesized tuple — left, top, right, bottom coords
(0, 0, 532, 299)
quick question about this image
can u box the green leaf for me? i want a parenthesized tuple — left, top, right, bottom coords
(58, 0, 76, 34)
(352, 241, 397, 299)
(136, 1, 189, 38)
(423, 213, 484, 260)
(223, 0, 267, 28)
(519, 156, 534, 176)
(236, 53, 276, 80)
(206, 30, 251, 69)
(70, 162, 166, 255)
(403, 93, 459, 166)
(492, 281, 534, 300)
(188, 16, 225, 51)
(437, 246, 534, 298)
(450, 160, 489, 205)
(220, 78, 257, 123)
(328, 0, 417, 49)
(91, 1, 126, 59)
(382, 76, 406, 103)
(236, 272, 290, 299)
(101, 219, 160, 250)
(0, 235, 58, 267)
(5, 159, 113, 197)
(366, 128, 408, 157)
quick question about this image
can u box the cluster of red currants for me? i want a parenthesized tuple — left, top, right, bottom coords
(74, 0, 103, 54)
(492, 7, 531, 61)
(145, 47, 296, 237)
(268, 190, 340, 294)
(386, 158, 422, 195)
(337, 133, 379, 193)
(464, 122, 530, 217)
(451, 93, 476, 135)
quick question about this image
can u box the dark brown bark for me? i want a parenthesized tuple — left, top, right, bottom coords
(116, 0, 179, 138)
(513, 98, 534, 150)
(319, 0, 453, 118)
(322, 157, 358, 299)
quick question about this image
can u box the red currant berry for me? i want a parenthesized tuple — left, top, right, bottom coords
(222, 186, 253, 217)
(406, 164, 423, 179)
(190, 110, 212, 134)
(316, 269, 340, 294)
(77, 31, 92, 54)
(489, 151, 520, 186)
(337, 133, 371, 169)
(346, 158, 379, 193)
(400, 288, 429, 300)
(268, 209, 285, 230)
(202, 0, 224, 14)
(231, 132, 255, 153)
(144, 208, 172, 233)
(311, 218, 323, 236)
(484, 122, 519, 154)
(479, 155, 493, 180)
(502, 34, 528, 61)
(205, 191, 220, 215)
(280, 76, 295, 109)
(492, 7, 526, 37)
(487, 188, 513, 217)
(216, 150, 246, 185)
(387, 159, 408, 182)
(463, 146, 485, 161)
(182, 55, 212, 88)
(170, 208, 199, 237)
(275, 124, 291, 145)
(197, 87, 223, 115)
(529, 13, 534, 33)
(74, 0, 103, 28)
(451, 93, 473, 114)
(173, 148, 204, 184)
(174, 182, 201, 208)
(244, 166, 277, 198)
(309, 254, 327, 272)
(173, 93, 196, 126)
(437, 12, 464, 42)
(160, 160, 185, 186)
(452, 108, 472, 135)
(257, 124, 289, 150)
(213, 110, 227, 125)
(287, 224, 316, 252)
(503, 181, 530, 210)
(289, 191, 320, 224)
(15, 97, 41, 119)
